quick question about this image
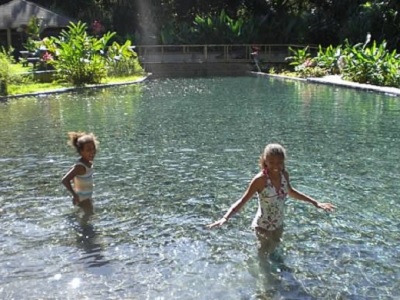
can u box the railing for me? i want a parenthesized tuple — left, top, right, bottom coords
(135, 44, 315, 64)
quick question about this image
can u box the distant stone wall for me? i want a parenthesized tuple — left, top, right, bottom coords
(142, 62, 252, 77)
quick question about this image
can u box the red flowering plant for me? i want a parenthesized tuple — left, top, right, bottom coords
(91, 20, 105, 37)
(39, 51, 55, 70)
(41, 51, 53, 62)
(303, 58, 316, 68)
(286, 46, 326, 78)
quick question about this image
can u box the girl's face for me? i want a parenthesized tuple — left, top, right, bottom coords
(265, 154, 285, 174)
(80, 142, 96, 162)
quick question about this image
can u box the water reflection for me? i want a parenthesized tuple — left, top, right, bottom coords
(255, 251, 316, 299)
(66, 211, 110, 271)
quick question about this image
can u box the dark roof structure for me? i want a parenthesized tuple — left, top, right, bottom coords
(0, 0, 72, 30)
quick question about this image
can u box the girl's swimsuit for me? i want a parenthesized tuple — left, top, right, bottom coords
(252, 169, 289, 231)
(73, 161, 94, 202)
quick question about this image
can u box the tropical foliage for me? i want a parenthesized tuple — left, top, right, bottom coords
(1, 0, 398, 50)
(0, 47, 26, 96)
(342, 40, 400, 87)
(26, 21, 144, 86)
(106, 40, 141, 77)
(50, 21, 115, 85)
(286, 38, 400, 88)
(0, 50, 11, 95)
(159, 10, 259, 44)
(286, 47, 326, 78)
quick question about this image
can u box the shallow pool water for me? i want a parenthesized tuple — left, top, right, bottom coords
(1, 76, 399, 299)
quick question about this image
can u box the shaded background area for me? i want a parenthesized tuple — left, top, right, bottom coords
(0, 0, 399, 49)
(0, 0, 73, 52)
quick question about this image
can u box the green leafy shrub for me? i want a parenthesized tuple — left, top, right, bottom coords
(316, 45, 343, 75)
(192, 10, 258, 44)
(0, 47, 26, 96)
(294, 62, 327, 78)
(106, 40, 143, 77)
(0, 55, 10, 96)
(341, 40, 400, 87)
(51, 21, 115, 86)
(286, 46, 311, 68)
(286, 39, 400, 86)
(159, 10, 258, 44)
(286, 46, 326, 78)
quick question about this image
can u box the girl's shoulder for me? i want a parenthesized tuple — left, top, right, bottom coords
(74, 161, 87, 168)
(74, 161, 89, 172)
(251, 171, 267, 189)
(253, 170, 266, 179)
(76, 159, 92, 168)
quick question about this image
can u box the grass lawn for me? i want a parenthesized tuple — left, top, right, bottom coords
(11, 63, 33, 74)
(5, 62, 147, 97)
(8, 82, 70, 95)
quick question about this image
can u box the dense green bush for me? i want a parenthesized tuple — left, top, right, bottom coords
(286, 46, 326, 78)
(0, 54, 9, 96)
(39, 21, 144, 86)
(50, 21, 115, 86)
(316, 45, 343, 75)
(341, 40, 400, 87)
(106, 40, 142, 77)
(159, 10, 259, 44)
(0, 47, 25, 96)
(286, 40, 400, 88)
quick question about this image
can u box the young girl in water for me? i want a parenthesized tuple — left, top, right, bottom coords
(208, 143, 335, 256)
(62, 132, 98, 214)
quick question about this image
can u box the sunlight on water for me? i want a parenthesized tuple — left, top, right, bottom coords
(0, 76, 400, 299)
(69, 277, 81, 289)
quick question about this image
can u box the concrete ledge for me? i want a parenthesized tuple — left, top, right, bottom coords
(0, 75, 149, 101)
(144, 62, 252, 77)
(250, 72, 400, 97)
(307, 75, 400, 97)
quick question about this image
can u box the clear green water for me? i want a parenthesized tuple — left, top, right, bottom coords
(1, 76, 399, 299)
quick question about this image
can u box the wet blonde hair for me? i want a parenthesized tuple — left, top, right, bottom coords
(259, 143, 286, 169)
(67, 132, 99, 153)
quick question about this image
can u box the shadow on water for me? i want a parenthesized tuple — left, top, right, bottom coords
(66, 209, 110, 271)
(248, 248, 317, 300)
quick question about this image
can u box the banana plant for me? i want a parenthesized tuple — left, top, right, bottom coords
(316, 44, 343, 74)
(286, 46, 311, 67)
(106, 39, 142, 76)
(52, 21, 115, 85)
(343, 40, 400, 87)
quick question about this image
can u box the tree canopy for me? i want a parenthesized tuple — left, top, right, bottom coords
(1, 0, 399, 49)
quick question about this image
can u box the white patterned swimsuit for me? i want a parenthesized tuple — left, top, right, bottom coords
(73, 161, 94, 202)
(252, 169, 289, 231)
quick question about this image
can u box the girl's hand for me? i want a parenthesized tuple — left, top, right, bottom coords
(317, 202, 335, 212)
(207, 217, 228, 229)
(72, 195, 79, 206)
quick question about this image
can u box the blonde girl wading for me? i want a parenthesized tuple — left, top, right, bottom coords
(208, 143, 335, 256)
